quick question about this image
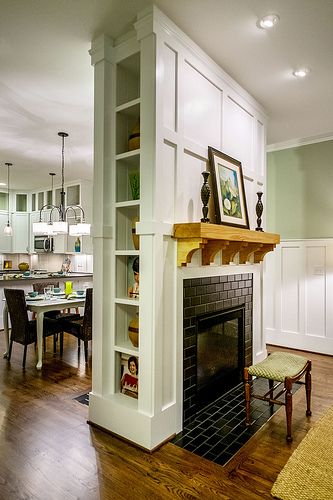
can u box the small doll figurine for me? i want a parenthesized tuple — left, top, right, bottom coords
(128, 256, 139, 299)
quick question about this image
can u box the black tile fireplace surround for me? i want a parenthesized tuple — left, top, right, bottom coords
(183, 273, 253, 424)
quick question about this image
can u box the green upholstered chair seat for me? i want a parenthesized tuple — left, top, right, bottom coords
(248, 352, 308, 382)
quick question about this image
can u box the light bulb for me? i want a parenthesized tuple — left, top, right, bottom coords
(258, 14, 280, 29)
(293, 68, 310, 78)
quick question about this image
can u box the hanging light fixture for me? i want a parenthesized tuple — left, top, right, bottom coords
(33, 132, 91, 236)
(3, 162, 13, 236)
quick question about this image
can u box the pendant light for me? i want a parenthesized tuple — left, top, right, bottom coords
(3, 162, 13, 236)
(33, 132, 91, 236)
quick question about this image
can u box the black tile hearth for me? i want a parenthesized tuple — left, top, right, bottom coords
(172, 379, 301, 466)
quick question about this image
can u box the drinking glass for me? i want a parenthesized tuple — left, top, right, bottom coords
(44, 285, 54, 299)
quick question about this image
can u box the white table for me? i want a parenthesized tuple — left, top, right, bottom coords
(3, 296, 85, 369)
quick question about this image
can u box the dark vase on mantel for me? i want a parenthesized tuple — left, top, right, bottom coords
(200, 171, 210, 223)
(255, 192, 264, 231)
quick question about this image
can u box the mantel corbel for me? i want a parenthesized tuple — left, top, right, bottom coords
(173, 223, 280, 267)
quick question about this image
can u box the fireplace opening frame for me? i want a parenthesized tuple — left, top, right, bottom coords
(196, 305, 245, 410)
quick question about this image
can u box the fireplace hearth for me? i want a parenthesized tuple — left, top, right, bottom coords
(183, 274, 253, 424)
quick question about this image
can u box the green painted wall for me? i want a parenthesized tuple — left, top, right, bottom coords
(267, 140, 333, 239)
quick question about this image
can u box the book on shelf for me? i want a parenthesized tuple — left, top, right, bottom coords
(120, 353, 138, 399)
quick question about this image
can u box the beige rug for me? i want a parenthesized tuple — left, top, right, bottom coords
(271, 406, 333, 500)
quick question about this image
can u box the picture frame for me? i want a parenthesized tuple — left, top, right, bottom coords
(120, 353, 138, 399)
(208, 147, 249, 229)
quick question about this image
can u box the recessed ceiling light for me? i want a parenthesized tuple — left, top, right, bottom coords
(258, 14, 280, 29)
(293, 68, 310, 78)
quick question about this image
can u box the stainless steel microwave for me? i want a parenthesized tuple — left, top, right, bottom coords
(34, 236, 54, 253)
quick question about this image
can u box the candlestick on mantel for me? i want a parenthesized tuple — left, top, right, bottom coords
(200, 171, 210, 223)
(255, 191, 264, 231)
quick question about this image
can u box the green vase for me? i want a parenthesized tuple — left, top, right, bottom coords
(129, 172, 140, 200)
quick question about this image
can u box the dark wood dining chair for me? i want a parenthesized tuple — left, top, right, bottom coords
(4, 288, 64, 368)
(33, 281, 61, 319)
(59, 288, 93, 362)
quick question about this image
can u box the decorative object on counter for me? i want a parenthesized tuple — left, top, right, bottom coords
(32, 132, 91, 237)
(208, 147, 249, 229)
(18, 262, 29, 272)
(120, 354, 138, 399)
(127, 256, 139, 299)
(255, 191, 264, 231)
(200, 171, 210, 223)
(128, 119, 140, 151)
(129, 171, 140, 200)
(3, 162, 13, 236)
(62, 256, 71, 274)
(131, 216, 140, 250)
(65, 281, 73, 295)
(128, 312, 139, 347)
(4, 260, 12, 269)
(74, 237, 81, 252)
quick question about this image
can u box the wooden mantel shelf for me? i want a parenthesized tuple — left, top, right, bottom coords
(173, 223, 280, 267)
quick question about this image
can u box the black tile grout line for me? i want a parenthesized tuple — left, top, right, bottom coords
(172, 379, 302, 466)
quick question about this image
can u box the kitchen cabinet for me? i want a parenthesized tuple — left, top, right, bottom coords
(0, 212, 12, 253)
(12, 213, 29, 253)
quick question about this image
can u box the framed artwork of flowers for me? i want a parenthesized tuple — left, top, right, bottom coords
(208, 147, 249, 229)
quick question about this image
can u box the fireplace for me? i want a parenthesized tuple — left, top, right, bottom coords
(183, 273, 253, 424)
(196, 305, 245, 409)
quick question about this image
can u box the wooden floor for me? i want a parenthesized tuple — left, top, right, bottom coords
(1, 336, 333, 500)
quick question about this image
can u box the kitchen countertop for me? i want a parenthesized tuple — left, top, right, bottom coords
(0, 272, 93, 282)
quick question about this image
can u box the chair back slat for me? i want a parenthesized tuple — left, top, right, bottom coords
(33, 281, 60, 294)
(4, 288, 30, 343)
(82, 288, 93, 341)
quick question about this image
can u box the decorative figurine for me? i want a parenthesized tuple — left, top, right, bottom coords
(200, 171, 210, 223)
(255, 191, 264, 231)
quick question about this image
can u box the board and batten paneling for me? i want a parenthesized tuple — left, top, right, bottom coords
(264, 240, 333, 354)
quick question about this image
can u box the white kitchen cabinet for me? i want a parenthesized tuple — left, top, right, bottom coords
(0, 212, 12, 253)
(12, 213, 30, 253)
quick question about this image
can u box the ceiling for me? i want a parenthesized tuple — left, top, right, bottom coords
(1, 0, 333, 190)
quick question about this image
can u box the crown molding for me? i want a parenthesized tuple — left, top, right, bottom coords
(267, 132, 333, 152)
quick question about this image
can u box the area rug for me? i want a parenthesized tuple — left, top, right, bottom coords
(271, 405, 333, 500)
(74, 392, 89, 406)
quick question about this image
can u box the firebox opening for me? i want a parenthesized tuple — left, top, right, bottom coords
(196, 306, 245, 410)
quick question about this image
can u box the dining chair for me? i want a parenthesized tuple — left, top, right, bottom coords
(4, 288, 64, 368)
(33, 281, 60, 319)
(59, 288, 93, 362)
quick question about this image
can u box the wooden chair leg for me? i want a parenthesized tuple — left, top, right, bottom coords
(285, 378, 293, 442)
(53, 334, 57, 354)
(244, 367, 252, 425)
(84, 341, 88, 363)
(268, 379, 274, 406)
(23, 345, 28, 368)
(60, 332, 64, 356)
(8, 339, 13, 361)
(78, 338, 80, 351)
(305, 361, 312, 416)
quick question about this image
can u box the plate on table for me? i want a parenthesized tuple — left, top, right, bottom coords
(67, 293, 86, 300)
(51, 291, 66, 296)
(26, 295, 44, 301)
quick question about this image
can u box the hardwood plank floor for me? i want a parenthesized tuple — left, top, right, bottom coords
(0, 335, 332, 499)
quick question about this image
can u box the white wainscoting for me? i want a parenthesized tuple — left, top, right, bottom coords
(264, 239, 333, 354)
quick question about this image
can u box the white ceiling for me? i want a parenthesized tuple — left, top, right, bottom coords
(1, 0, 333, 190)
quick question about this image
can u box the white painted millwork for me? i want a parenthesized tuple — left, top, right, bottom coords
(264, 239, 333, 354)
(90, 6, 268, 450)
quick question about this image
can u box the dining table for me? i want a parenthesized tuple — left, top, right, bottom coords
(3, 294, 86, 369)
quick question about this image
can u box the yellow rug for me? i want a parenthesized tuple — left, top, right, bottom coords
(271, 406, 333, 500)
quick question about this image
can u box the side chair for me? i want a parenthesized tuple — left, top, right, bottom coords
(59, 288, 93, 362)
(4, 288, 64, 368)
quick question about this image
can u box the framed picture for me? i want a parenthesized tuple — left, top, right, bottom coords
(120, 353, 138, 399)
(208, 147, 249, 228)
